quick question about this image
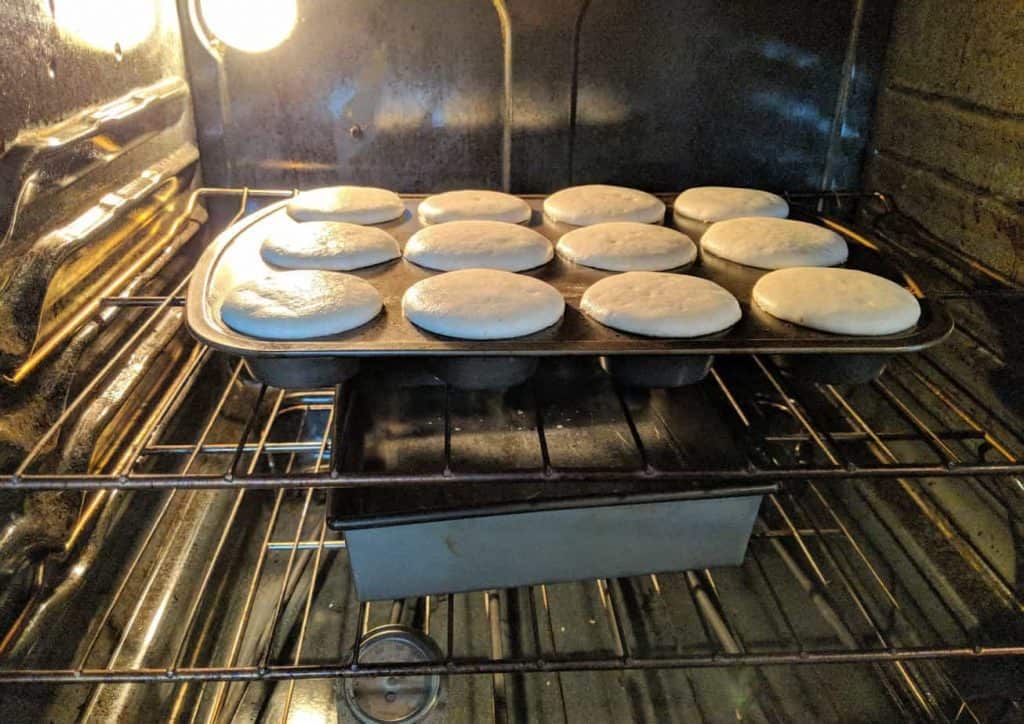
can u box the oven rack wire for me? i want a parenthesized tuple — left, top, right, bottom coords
(3, 191, 1024, 489)
(0, 188, 1021, 722)
(1, 371, 1021, 721)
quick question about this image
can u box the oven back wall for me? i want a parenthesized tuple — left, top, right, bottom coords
(180, 0, 894, 194)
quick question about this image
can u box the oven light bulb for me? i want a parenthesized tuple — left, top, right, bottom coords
(49, 0, 157, 52)
(199, 0, 297, 53)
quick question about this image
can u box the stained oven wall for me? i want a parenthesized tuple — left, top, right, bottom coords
(865, 0, 1024, 281)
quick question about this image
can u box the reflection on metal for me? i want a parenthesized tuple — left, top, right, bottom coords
(570, 2, 883, 189)
(492, 0, 512, 192)
(0, 312, 192, 663)
(0, 77, 190, 243)
(0, 143, 199, 381)
(183, 0, 506, 189)
(179, 1, 889, 193)
(567, 0, 592, 184)
(821, 0, 868, 193)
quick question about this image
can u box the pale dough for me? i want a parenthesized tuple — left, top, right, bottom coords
(402, 268, 564, 339)
(702, 217, 848, 269)
(543, 185, 665, 226)
(581, 272, 741, 338)
(287, 186, 405, 224)
(418, 190, 532, 225)
(556, 222, 697, 271)
(673, 187, 789, 222)
(753, 267, 921, 335)
(221, 270, 382, 340)
(261, 221, 400, 271)
(404, 220, 553, 272)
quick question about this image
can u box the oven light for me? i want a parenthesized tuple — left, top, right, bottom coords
(49, 0, 157, 52)
(198, 0, 297, 53)
(287, 706, 326, 724)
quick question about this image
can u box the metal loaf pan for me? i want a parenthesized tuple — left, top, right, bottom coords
(343, 495, 763, 600)
(327, 377, 773, 601)
(186, 195, 953, 389)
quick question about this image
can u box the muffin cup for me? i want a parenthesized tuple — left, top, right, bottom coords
(246, 356, 361, 388)
(532, 356, 604, 397)
(600, 355, 714, 388)
(429, 356, 539, 390)
(770, 354, 889, 385)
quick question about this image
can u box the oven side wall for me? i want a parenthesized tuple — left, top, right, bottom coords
(864, 0, 1024, 282)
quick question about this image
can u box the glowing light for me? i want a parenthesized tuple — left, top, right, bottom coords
(199, 0, 297, 53)
(50, 0, 157, 52)
(287, 706, 327, 724)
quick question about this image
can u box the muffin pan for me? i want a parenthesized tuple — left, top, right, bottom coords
(186, 195, 953, 389)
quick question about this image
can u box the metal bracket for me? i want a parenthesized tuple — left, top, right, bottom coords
(0, 143, 199, 375)
(0, 76, 190, 245)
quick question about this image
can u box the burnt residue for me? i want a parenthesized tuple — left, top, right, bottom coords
(0, 225, 199, 653)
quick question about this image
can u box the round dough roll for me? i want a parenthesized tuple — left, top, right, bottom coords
(753, 267, 921, 335)
(543, 185, 665, 226)
(418, 190, 531, 224)
(404, 220, 553, 272)
(402, 268, 564, 339)
(581, 272, 741, 338)
(221, 270, 382, 340)
(261, 220, 400, 271)
(673, 186, 789, 222)
(557, 222, 696, 271)
(702, 217, 848, 269)
(287, 186, 405, 224)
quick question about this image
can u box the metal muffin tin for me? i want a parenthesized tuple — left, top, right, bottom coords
(186, 194, 953, 388)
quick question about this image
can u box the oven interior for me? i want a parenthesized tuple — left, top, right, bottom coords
(0, 1, 1022, 721)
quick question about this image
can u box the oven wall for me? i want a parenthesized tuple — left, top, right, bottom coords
(180, 0, 894, 194)
(865, 0, 1024, 281)
(0, 0, 195, 246)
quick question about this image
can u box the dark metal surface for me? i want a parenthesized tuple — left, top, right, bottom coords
(180, 0, 506, 190)
(571, 1, 892, 191)
(600, 354, 713, 388)
(187, 194, 953, 367)
(180, 0, 892, 193)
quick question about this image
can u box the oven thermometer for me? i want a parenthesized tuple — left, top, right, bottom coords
(341, 624, 445, 724)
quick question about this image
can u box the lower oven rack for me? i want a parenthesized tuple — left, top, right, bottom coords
(1, 188, 1022, 722)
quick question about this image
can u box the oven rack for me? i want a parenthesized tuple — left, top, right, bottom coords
(3, 190, 1024, 490)
(0, 188, 1021, 721)
(1, 367, 1022, 721)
